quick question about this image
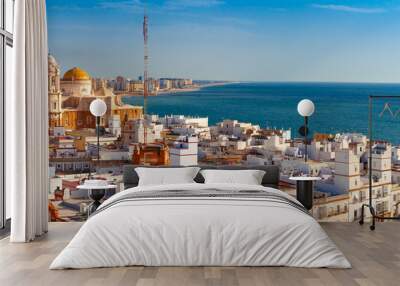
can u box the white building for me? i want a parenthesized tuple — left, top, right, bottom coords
(313, 141, 396, 222)
(108, 115, 121, 137)
(391, 146, 400, 165)
(308, 141, 335, 161)
(99, 147, 130, 161)
(334, 149, 361, 192)
(370, 143, 391, 184)
(161, 115, 209, 129)
(226, 139, 248, 151)
(170, 135, 198, 166)
(216, 120, 259, 138)
(159, 79, 172, 89)
(122, 119, 163, 145)
(281, 159, 329, 177)
(262, 135, 290, 153)
(49, 157, 92, 173)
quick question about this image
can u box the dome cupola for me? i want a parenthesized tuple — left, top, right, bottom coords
(63, 67, 91, 81)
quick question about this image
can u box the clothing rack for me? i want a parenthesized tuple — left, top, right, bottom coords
(359, 95, 400, 230)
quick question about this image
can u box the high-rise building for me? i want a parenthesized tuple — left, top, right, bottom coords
(92, 78, 106, 91)
(128, 80, 144, 92)
(115, 76, 128, 91)
(159, 78, 172, 89)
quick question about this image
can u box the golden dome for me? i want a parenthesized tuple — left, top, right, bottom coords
(62, 67, 91, 81)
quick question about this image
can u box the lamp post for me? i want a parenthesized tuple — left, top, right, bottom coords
(297, 99, 315, 162)
(89, 99, 107, 161)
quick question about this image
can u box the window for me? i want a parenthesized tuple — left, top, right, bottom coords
(1, 0, 14, 230)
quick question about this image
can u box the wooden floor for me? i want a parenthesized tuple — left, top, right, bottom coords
(0, 222, 399, 286)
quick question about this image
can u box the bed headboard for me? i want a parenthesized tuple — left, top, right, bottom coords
(123, 165, 280, 189)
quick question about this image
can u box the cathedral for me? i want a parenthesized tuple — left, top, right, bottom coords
(48, 55, 143, 130)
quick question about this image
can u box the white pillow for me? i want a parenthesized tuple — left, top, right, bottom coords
(136, 167, 201, 186)
(200, 169, 266, 185)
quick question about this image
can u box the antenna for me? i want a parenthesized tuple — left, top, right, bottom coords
(143, 4, 149, 144)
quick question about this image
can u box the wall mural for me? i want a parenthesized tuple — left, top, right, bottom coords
(47, 1, 400, 222)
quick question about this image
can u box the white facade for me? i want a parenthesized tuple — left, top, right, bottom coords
(370, 143, 391, 184)
(99, 149, 130, 161)
(392, 169, 400, 185)
(122, 119, 163, 145)
(281, 159, 328, 177)
(285, 146, 301, 158)
(60, 79, 92, 97)
(263, 135, 290, 153)
(334, 149, 361, 192)
(161, 115, 209, 128)
(170, 135, 198, 166)
(108, 115, 121, 137)
(308, 141, 335, 161)
(228, 140, 248, 151)
(159, 79, 172, 89)
(391, 146, 400, 165)
(171, 126, 211, 140)
(217, 120, 260, 138)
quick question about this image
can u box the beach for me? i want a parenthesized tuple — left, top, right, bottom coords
(121, 81, 238, 98)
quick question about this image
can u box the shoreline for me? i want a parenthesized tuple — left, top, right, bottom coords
(121, 81, 239, 98)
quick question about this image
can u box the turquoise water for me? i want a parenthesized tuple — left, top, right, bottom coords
(123, 82, 400, 143)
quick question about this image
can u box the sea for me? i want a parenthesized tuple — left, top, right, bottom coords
(123, 82, 400, 144)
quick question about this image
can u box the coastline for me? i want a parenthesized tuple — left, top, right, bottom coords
(120, 82, 400, 144)
(121, 81, 239, 98)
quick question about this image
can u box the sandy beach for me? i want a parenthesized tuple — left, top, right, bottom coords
(121, 81, 238, 98)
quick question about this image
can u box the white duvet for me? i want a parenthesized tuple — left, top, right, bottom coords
(50, 183, 351, 269)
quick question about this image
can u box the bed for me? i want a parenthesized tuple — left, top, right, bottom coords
(50, 166, 351, 269)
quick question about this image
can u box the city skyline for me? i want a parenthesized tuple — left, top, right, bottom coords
(47, 0, 400, 83)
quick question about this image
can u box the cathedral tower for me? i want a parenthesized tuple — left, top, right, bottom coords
(48, 54, 62, 127)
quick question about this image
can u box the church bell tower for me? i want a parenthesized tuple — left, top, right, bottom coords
(48, 54, 62, 127)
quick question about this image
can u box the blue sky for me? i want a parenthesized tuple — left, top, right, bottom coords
(47, 0, 400, 82)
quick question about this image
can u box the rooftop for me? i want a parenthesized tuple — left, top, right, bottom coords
(62, 67, 91, 81)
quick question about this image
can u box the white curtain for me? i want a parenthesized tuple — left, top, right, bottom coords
(7, 0, 49, 242)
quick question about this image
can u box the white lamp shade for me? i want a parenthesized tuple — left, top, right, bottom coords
(297, 99, 315, 117)
(89, 99, 107, 117)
